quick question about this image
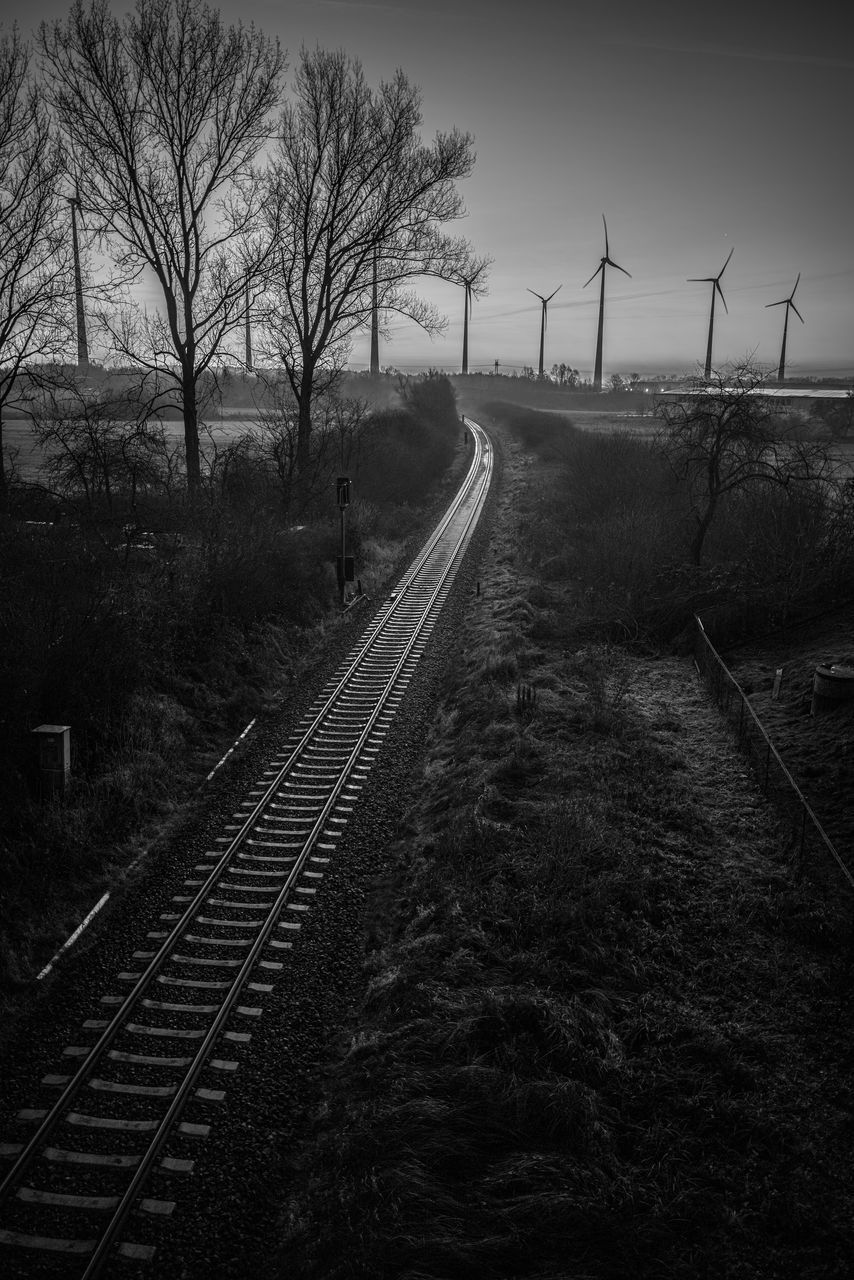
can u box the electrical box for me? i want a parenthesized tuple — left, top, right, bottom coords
(336, 476, 351, 508)
(32, 724, 71, 797)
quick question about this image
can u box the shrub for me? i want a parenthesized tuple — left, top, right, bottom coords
(487, 400, 854, 646)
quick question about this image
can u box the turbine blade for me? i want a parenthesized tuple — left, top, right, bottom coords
(765, 299, 786, 308)
(687, 277, 715, 283)
(718, 246, 734, 278)
(792, 303, 805, 323)
(791, 272, 801, 298)
(546, 285, 562, 303)
(583, 264, 603, 288)
(602, 214, 609, 258)
(609, 259, 631, 278)
(716, 280, 728, 313)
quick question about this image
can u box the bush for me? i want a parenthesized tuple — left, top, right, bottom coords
(357, 373, 459, 507)
(485, 400, 854, 646)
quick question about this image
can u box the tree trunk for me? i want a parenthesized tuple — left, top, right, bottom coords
(296, 381, 313, 479)
(690, 501, 717, 566)
(182, 371, 201, 493)
(0, 403, 7, 512)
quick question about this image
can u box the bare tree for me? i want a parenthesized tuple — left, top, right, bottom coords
(40, 0, 285, 493)
(261, 47, 486, 475)
(0, 25, 70, 509)
(245, 379, 372, 518)
(656, 361, 831, 565)
(33, 371, 176, 523)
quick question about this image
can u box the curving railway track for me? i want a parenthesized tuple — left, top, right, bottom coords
(0, 416, 493, 1276)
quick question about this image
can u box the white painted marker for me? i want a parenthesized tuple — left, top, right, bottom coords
(36, 892, 111, 981)
(204, 718, 257, 784)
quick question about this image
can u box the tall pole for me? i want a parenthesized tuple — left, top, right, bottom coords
(703, 288, 716, 380)
(69, 199, 88, 370)
(593, 270, 605, 391)
(778, 306, 790, 382)
(336, 477, 350, 607)
(245, 280, 253, 373)
(537, 303, 546, 378)
(370, 250, 380, 375)
(461, 284, 470, 375)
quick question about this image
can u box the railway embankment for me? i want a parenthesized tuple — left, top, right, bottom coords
(0, 375, 467, 1020)
(270, 418, 854, 1279)
(0, 409, 498, 1276)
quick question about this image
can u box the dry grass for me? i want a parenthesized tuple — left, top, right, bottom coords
(273, 418, 854, 1280)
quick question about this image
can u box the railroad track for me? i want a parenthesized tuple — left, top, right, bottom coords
(0, 417, 493, 1276)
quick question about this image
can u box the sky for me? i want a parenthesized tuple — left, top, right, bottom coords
(7, 0, 854, 379)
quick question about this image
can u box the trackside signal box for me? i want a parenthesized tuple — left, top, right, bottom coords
(32, 724, 71, 797)
(336, 477, 351, 508)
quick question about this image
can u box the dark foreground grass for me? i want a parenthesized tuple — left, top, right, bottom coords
(273, 425, 854, 1280)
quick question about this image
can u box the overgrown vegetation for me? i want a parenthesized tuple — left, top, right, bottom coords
(274, 409, 854, 1280)
(477, 388, 853, 645)
(0, 370, 461, 1001)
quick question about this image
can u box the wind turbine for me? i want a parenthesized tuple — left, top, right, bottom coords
(688, 247, 733, 380)
(765, 273, 804, 383)
(583, 216, 630, 391)
(67, 183, 89, 370)
(527, 285, 561, 378)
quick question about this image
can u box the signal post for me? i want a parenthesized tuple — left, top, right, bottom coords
(336, 476, 353, 606)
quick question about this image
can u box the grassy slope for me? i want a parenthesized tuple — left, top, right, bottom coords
(0, 397, 466, 1016)
(274, 424, 854, 1279)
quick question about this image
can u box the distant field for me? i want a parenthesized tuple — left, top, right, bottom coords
(3, 416, 260, 481)
(6, 409, 854, 481)
(527, 406, 854, 478)
(559, 408, 659, 436)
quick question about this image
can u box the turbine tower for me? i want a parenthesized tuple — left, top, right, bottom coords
(765, 273, 804, 383)
(527, 285, 561, 378)
(583, 216, 630, 392)
(688, 247, 733, 380)
(244, 278, 253, 373)
(67, 187, 89, 370)
(370, 249, 380, 375)
(459, 276, 475, 375)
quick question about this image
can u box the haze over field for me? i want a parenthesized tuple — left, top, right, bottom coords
(5, 0, 853, 378)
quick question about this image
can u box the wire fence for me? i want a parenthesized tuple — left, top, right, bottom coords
(694, 614, 854, 943)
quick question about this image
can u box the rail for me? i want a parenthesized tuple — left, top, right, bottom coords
(0, 419, 493, 1275)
